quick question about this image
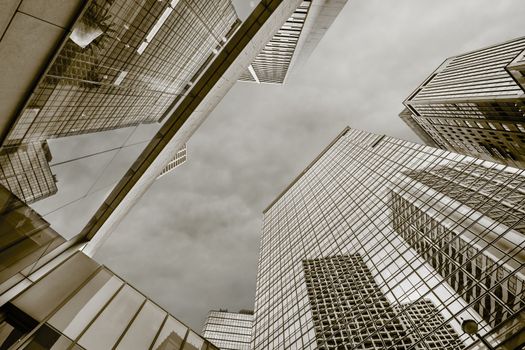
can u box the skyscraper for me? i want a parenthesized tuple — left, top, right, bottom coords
(1, 0, 324, 348)
(402, 37, 525, 168)
(202, 310, 253, 350)
(253, 127, 525, 349)
(302, 254, 462, 349)
(0, 0, 240, 205)
(3, 0, 240, 147)
(238, 0, 347, 84)
(390, 162, 525, 329)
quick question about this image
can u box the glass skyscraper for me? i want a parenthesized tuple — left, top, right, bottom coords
(202, 310, 253, 350)
(1, 0, 319, 349)
(0, 0, 239, 204)
(402, 37, 525, 168)
(253, 127, 524, 349)
(4, 0, 239, 147)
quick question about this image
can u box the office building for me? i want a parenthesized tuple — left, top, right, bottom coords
(254, 127, 525, 349)
(3, 0, 240, 147)
(391, 162, 525, 328)
(0, 141, 57, 203)
(395, 299, 463, 350)
(402, 37, 525, 168)
(1, 1, 322, 349)
(202, 310, 253, 350)
(0, 0, 239, 206)
(158, 145, 187, 179)
(239, 0, 347, 84)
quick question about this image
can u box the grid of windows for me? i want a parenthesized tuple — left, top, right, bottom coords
(395, 300, 463, 350)
(157, 144, 188, 179)
(398, 108, 440, 148)
(0, 0, 238, 207)
(0, 142, 57, 203)
(238, 1, 312, 84)
(202, 311, 253, 350)
(302, 255, 462, 350)
(402, 37, 525, 168)
(253, 127, 525, 350)
(3, 0, 239, 147)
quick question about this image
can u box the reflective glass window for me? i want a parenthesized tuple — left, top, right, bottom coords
(12, 252, 99, 322)
(78, 284, 144, 349)
(48, 268, 122, 339)
(116, 300, 166, 350)
(151, 316, 187, 350)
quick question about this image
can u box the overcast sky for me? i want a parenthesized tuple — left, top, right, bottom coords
(94, 0, 525, 330)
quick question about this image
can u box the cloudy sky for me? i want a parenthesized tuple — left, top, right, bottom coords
(94, 0, 525, 330)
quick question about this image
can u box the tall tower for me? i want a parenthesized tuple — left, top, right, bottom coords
(253, 127, 525, 349)
(238, 0, 348, 84)
(402, 37, 525, 168)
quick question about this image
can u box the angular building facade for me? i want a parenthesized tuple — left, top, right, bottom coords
(0, 0, 239, 205)
(202, 310, 253, 350)
(303, 255, 462, 349)
(1, 1, 321, 349)
(0, 189, 216, 349)
(402, 37, 525, 168)
(4, 0, 240, 147)
(239, 0, 347, 84)
(253, 127, 525, 349)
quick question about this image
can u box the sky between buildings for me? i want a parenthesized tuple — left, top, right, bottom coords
(94, 0, 525, 330)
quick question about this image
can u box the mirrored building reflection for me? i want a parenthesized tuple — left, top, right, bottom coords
(402, 37, 525, 169)
(1, 0, 326, 349)
(254, 127, 525, 349)
(202, 310, 253, 350)
(0, 0, 240, 206)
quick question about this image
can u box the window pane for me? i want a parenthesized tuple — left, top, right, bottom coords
(78, 284, 144, 349)
(116, 300, 166, 350)
(12, 252, 99, 322)
(182, 331, 204, 350)
(48, 269, 122, 339)
(151, 316, 187, 350)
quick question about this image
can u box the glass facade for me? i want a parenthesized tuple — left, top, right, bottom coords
(0, 249, 218, 350)
(202, 310, 253, 350)
(0, 141, 57, 204)
(402, 37, 525, 168)
(0, 0, 239, 238)
(1, 183, 213, 349)
(5, 0, 239, 147)
(254, 127, 525, 349)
